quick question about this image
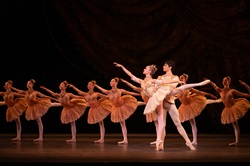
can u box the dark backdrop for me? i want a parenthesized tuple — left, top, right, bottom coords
(0, 0, 250, 135)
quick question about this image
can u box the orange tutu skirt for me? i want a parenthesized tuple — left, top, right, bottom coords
(178, 95, 207, 122)
(111, 95, 138, 123)
(221, 98, 250, 124)
(61, 98, 87, 124)
(6, 98, 27, 122)
(87, 98, 112, 124)
(25, 98, 51, 121)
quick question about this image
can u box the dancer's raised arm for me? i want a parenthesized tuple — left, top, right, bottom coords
(68, 84, 87, 96)
(40, 86, 59, 98)
(114, 62, 135, 78)
(120, 78, 142, 92)
(11, 86, 26, 95)
(114, 62, 142, 84)
(190, 88, 217, 99)
(36, 91, 59, 102)
(205, 79, 222, 93)
(120, 89, 141, 96)
(95, 84, 109, 94)
(239, 80, 250, 93)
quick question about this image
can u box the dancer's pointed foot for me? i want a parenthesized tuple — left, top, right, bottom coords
(118, 140, 128, 144)
(229, 142, 238, 146)
(66, 138, 76, 143)
(198, 80, 210, 86)
(138, 101, 146, 106)
(186, 142, 196, 150)
(95, 139, 104, 143)
(215, 98, 222, 103)
(33, 138, 43, 142)
(191, 141, 197, 145)
(155, 140, 164, 151)
(11, 137, 21, 141)
(150, 141, 157, 145)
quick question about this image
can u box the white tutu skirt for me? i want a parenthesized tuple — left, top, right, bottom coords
(143, 86, 172, 115)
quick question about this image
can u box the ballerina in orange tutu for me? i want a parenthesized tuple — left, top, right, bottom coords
(68, 80, 112, 143)
(0, 80, 28, 141)
(119, 78, 158, 144)
(11, 79, 58, 142)
(176, 74, 222, 145)
(208, 76, 250, 146)
(40, 80, 88, 142)
(95, 77, 141, 144)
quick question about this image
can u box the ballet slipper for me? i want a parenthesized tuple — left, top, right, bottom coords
(95, 139, 104, 143)
(118, 140, 128, 144)
(66, 138, 76, 143)
(33, 138, 43, 142)
(150, 141, 157, 145)
(186, 142, 196, 150)
(11, 137, 21, 141)
(229, 142, 238, 146)
(155, 140, 164, 151)
(191, 141, 197, 145)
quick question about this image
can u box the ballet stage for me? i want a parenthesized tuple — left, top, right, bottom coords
(0, 133, 250, 165)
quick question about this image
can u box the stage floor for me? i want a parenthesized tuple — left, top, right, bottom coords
(0, 133, 250, 165)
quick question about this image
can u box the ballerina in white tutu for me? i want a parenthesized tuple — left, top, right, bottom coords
(114, 60, 210, 151)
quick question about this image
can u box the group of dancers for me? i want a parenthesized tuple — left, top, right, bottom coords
(1, 60, 250, 151)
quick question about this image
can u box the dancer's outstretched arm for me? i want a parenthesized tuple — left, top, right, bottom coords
(120, 89, 141, 96)
(114, 62, 142, 84)
(68, 84, 87, 96)
(95, 84, 109, 94)
(114, 62, 135, 78)
(120, 78, 142, 93)
(11, 87, 26, 95)
(190, 88, 217, 99)
(96, 92, 109, 99)
(205, 79, 222, 93)
(37, 91, 58, 102)
(239, 80, 250, 93)
(40, 86, 59, 98)
(232, 89, 250, 98)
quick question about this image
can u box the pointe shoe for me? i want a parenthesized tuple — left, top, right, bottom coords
(66, 139, 76, 143)
(198, 80, 210, 86)
(33, 138, 43, 142)
(11, 137, 21, 141)
(150, 141, 157, 145)
(186, 142, 196, 150)
(155, 140, 164, 151)
(229, 142, 238, 146)
(191, 141, 197, 145)
(94, 139, 104, 143)
(118, 140, 128, 144)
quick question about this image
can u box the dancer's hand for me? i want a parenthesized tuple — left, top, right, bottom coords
(113, 62, 122, 67)
(209, 94, 217, 99)
(239, 80, 246, 85)
(120, 78, 127, 83)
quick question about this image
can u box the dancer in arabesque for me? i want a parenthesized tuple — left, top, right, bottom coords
(208, 76, 250, 146)
(40, 80, 87, 142)
(0, 80, 27, 141)
(12, 79, 59, 142)
(95, 77, 141, 144)
(175, 73, 222, 145)
(68, 80, 112, 143)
